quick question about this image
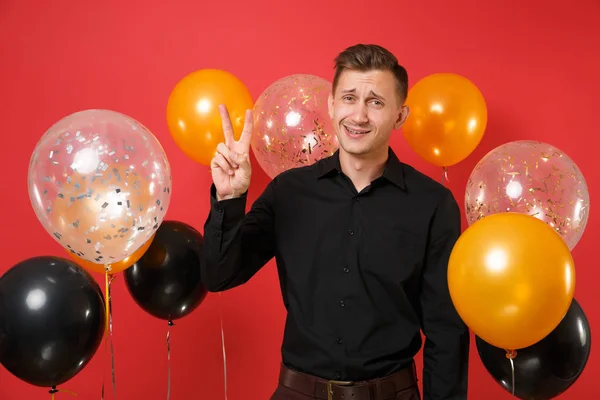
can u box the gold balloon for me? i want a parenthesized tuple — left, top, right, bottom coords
(403, 73, 487, 167)
(448, 212, 575, 350)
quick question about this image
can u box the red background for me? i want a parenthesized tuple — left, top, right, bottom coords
(1, 1, 598, 399)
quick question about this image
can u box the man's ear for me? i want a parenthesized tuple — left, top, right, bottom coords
(394, 105, 410, 130)
(328, 93, 334, 120)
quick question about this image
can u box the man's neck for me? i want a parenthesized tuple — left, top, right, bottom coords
(339, 148, 389, 193)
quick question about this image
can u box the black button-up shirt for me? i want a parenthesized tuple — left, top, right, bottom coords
(202, 149, 469, 399)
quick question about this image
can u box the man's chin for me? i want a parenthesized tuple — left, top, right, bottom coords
(339, 144, 370, 157)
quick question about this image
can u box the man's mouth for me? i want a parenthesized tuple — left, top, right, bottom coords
(343, 125, 371, 135)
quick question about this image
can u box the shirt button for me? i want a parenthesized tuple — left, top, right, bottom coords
(336, 337, 343, 344)
(335, 371, 342, 379)
(343, 267, 350, 273)
(348, 229, 354, 235)
(213, 231, 221, 237)
(339, 300, 346, 307)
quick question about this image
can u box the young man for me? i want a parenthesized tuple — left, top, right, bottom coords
(203, 44, 469, 400)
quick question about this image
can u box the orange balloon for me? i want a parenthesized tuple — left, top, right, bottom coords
(403, 73, 487, 167)
(448, 212, 575, 350)
(166, 69, 254, 166)
(68, 233, 155, 274)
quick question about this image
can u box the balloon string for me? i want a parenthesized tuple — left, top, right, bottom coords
(166, 320, 174, 400)
(101, 268, 109, 400)
(101, 267, 117, 400)
(104, 269, 110, 334)
(440, 167, 449, 184)
(510, 357, 515, 397)
(218, 292, 228, 400)
(108, 275, 117, 399)
(505, 349, 517, 397)
(50, 386, 78, 399)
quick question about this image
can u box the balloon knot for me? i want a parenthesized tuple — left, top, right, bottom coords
(168, 320, 175, 326)
(49, 387, 58, 394)
(505, 349, 517, 359)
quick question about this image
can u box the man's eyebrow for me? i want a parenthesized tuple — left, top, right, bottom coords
(369, 90, 386, 101)
(340, 88, 387, 101)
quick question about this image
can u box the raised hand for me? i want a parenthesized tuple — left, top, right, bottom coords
(211, 105, 253, 201)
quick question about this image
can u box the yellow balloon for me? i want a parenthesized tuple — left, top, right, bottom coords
(448, 212, 575, 350)
(403, 73, 487, 167)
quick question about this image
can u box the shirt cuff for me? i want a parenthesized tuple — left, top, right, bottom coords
(209, 184, 248, 230)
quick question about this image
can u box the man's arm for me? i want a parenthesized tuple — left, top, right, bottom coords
(202, 180, 276, 292)
(420, 189, 470, 400)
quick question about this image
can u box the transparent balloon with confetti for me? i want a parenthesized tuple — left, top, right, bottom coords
(251, 74, 338, 179)
(28, 109, 172, 268)
(464, 140, 589, 250)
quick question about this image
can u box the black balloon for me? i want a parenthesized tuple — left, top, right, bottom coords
(476, 298, 591, 399)
(124, 220, 208, 321)
(0, 256, 105, 388)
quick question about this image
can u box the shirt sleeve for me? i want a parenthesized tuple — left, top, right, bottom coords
(202, 180, 276, 292)
(420, 189, 470, 400)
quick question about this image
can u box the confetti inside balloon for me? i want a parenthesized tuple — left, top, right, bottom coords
(28, 109, 172, 267)
(251, 74, 338, 179)
(465, 140, 589, 250)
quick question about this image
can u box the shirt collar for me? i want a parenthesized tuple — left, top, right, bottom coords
(317, 148, 406, 190)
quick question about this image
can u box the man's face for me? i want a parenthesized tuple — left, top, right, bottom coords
(328, 69, 409, 158)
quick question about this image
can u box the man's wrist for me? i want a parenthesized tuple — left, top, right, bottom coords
(217, 192, 239, 201)
(216, 189, 249, 202)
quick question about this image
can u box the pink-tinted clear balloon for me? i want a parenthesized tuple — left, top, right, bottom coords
(465, 140, 589, 250)
(28, 109, 172, 266)
(251, 74, 338, 179)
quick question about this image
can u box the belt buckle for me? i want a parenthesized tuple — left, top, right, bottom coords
(327, 380, 354, 400)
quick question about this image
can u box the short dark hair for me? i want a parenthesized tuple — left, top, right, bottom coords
(332, 44, 409, 103)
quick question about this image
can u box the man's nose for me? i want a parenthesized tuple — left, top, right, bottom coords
(350, 104, 369, 124)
